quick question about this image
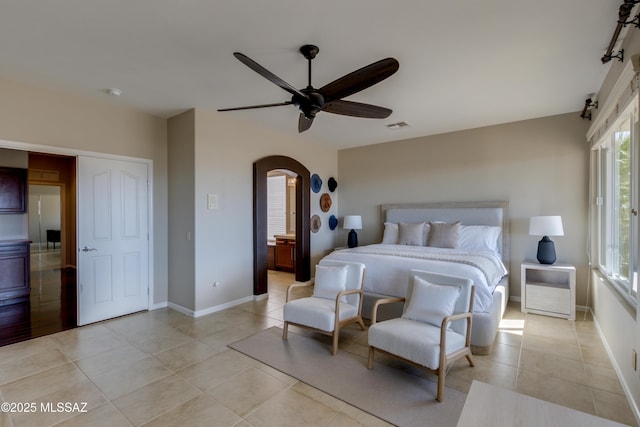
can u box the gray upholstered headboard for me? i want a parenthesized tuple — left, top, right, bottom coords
(380, 201, 510, 266)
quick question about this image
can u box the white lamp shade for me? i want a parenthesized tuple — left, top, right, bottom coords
(343, 215, 362, 230)
(529, 216, 564, 236)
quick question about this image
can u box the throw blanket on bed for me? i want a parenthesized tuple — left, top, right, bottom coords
(323, 244, 508, 313)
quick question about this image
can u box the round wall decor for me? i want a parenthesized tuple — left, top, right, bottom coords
(320, 193, 332, 212)
(311, 174, 322, 193)
(310, 214, 321, 233)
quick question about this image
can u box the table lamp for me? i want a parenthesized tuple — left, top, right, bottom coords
(343, 215, 362, 248)
(529, 216, 564, 264)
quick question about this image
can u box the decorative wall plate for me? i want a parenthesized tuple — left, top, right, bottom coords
(320, 193, 332, 212)
(311, 174, 322, 193)
(328, 177, 337, 192)
(310, 214, 321, 233)
(329, 215, 338, 230)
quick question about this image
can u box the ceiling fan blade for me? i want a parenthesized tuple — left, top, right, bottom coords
(298, 113, 314, 133)
(323, 100, 392, 119)
(233, 52, 308, 100)
(217, 101, 293, 112)
(319, 58, 399, 102)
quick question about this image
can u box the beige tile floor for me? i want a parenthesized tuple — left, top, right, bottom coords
(0, 270, 636, 426)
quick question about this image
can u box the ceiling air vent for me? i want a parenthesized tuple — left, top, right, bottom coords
(386, 121, 411, 129)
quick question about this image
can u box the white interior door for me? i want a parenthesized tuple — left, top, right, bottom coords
(78, 155, 149, 325)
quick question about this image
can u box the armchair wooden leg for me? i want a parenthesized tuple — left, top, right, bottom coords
(436, 365, 445, 402)
(466, 353, 475, 367)
(356, 317, 366, 331)
(332, 332, 339, 355)
(282, 322, 288, 341)
(367, 347, 375, 369)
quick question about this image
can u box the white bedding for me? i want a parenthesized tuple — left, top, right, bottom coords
(323, 244, 508, 313)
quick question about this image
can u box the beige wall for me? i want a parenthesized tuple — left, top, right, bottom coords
(190, 110, 338, 313)
(338, 112, 590, 304)
(167, 110, 196, 310)
(0, 77, 169, 304)
(165, 109, 338, 315)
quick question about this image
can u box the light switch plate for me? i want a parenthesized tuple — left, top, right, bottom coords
(207, 193, 218, 210)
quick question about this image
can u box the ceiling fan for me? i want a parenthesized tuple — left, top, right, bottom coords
(218, 44, 399, 133)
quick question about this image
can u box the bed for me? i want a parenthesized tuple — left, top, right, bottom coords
(323, 201, 510, 354)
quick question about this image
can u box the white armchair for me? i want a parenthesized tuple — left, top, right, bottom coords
(282, 260, 366, 355)
(367, 270, 475, 402)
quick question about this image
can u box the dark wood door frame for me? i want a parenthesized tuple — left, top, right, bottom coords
(253, 156, 310, 295)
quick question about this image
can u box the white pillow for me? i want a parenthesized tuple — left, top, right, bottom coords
(381, 222, 399, 244)
(398, 222, 425, 246)
(313, 265, 349, 302)
(458, 225, 501, 253)
(402, 276, 461, 327)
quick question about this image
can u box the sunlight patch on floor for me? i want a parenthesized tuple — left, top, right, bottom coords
(499, 318, 525, 336)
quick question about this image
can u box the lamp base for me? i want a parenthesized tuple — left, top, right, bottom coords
(537, 236, 556, 264)
(347, 229, 358, 248)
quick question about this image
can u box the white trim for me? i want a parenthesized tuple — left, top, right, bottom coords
(168, 295, 256, 318)
(167, 302, 195, 317)
(588, 59, 637, 143)
(591, 308, 640, 426)
(150, 301, 168, 310)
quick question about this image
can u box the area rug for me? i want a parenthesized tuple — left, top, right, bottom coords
(229, 327, 466, 427)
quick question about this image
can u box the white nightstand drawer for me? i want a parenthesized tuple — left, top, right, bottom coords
(525, 283, 570, 315)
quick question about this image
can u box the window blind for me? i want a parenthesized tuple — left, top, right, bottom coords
(267, 175, 286, 241)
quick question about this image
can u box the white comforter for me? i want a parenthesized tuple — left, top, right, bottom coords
(323, 244, 508, 313)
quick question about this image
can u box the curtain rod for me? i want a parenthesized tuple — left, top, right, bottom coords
(602, 0, 640, 64)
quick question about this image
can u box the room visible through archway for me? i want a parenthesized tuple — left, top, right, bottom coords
(253, 156, 310, 295)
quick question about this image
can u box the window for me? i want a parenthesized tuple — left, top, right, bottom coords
(594, 102, 639, 302)
(267, 175, 286, 242)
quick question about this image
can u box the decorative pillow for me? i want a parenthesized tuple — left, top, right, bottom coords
(381, 222, 399, 244)
(458, 225, 501, 253)
(421, 222, 431, 245)
(402, 276, 461, 327)
(313, 264, 349, 302)
(427, 221, 461, 248)
(398, 222, 425, 246)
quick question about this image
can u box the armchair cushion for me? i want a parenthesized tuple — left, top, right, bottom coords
(402, 275, 461, 327)
(283, 298, 358, 332)
(313, 264, 348, 302)
(368, 318, 466, 369)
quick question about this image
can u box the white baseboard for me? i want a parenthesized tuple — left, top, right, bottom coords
(591, 308, 640, 426)
(166, 295, 256, 318)
(166, 302, 194, 316)
(149, 301, 168, 311)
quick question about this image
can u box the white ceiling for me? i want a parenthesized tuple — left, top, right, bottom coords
(0, 0, 624, 149)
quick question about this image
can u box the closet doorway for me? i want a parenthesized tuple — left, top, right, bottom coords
(28, 181, 77, 337)
(28, 153, 77, 340)
(0, 152, 77, 346)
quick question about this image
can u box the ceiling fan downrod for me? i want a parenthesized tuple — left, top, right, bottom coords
(299, 44, 319, 89)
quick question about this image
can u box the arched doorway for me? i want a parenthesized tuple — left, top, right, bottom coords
(253, 156, 310, 295)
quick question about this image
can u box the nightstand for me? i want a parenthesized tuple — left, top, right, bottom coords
(521, 261, 576, 320)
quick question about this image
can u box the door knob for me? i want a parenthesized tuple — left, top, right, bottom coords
(81, 246, 97, 252)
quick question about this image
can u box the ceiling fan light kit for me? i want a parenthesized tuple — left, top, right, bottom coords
(218, 44, 399, 133)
